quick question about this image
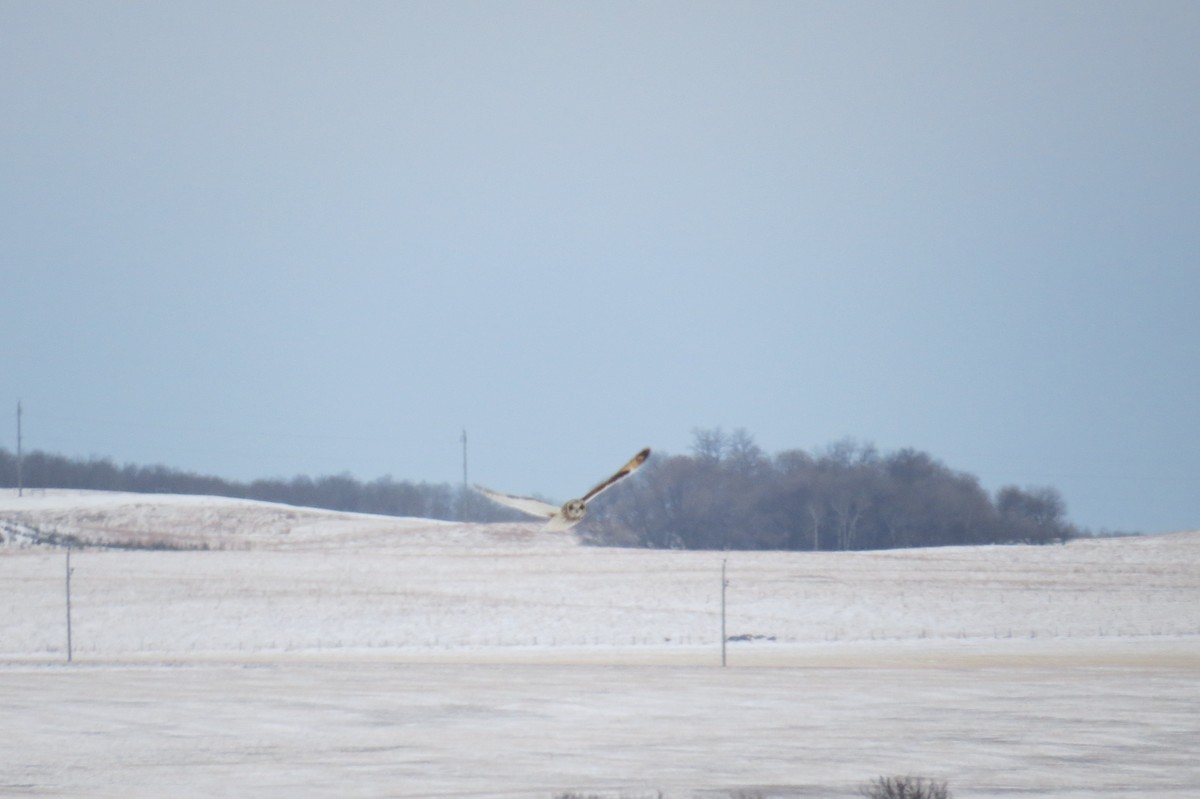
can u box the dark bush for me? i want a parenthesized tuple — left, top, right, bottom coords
(859, 775, 951, 799)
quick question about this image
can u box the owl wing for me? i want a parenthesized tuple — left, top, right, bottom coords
(473, 485, 559, 520)
(580, 447, 651, 504)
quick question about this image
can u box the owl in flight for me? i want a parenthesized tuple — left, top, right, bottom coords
(474, 447, 650, 532)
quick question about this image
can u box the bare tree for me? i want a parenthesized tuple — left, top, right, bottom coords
(690, 426, 728, 462)
(997, 485, 1072, 543)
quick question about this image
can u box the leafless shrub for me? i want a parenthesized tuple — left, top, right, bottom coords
(859, 775, 951, 799)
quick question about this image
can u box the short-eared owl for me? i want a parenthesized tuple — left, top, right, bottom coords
(474, 447, 650, 531)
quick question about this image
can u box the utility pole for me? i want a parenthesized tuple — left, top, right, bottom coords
(721, 559, 728, 667)
(16, 400, 23, 498)
(65, 545, 74, 663)
(461, 428, 468, 488)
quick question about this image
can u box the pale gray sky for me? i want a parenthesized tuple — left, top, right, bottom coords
(3, 1, 1197, 533)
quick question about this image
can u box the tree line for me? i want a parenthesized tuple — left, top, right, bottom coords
(1, 429, 1079, 550)
(583, 429, 1078, 549)
(0, 448, 517, 523)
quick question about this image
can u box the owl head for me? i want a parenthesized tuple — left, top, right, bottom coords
(562, 498, 586, 521)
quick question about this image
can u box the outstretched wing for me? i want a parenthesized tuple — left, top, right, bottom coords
(473, 485, 559, 520)
(580, 447, 651, 504)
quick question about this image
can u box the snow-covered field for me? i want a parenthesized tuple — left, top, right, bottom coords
(2, 490, 1198, 798)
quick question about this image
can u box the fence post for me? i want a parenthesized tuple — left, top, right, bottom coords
(721, 559, 728, 667)
(65, 546, 74, 663)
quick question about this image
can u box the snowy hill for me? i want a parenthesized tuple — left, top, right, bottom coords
(0, 489, 477, 550)
(3, 490, 1197, 663)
